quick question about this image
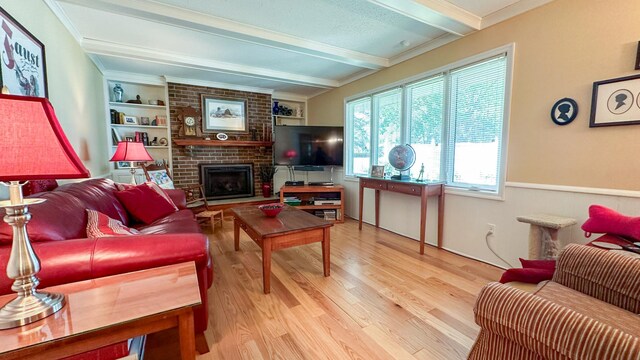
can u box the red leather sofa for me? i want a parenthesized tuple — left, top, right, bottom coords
(0, 178, 212, 339)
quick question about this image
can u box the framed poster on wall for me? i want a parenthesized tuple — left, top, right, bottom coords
(590, 74, 640, 127)
(0, 6, 48, 98)
(201, 95, 248, 133)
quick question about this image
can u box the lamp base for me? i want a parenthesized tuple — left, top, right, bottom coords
(0, 291, 65, 329)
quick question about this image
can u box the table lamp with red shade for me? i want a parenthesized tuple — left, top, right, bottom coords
(0, 94, 90, 328)
(110, 141, 153, 184)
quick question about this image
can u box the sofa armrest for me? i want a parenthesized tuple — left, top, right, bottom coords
(0, 234, 210, 293)
(165, 189, 187, 209)
(472, 283, 640, 360)
(553, 243, 640, 313)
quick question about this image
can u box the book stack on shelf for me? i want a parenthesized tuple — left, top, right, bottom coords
(283, 197, 301, 206)
(313, 210, 336, 221)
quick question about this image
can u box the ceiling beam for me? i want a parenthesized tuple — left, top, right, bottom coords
(82, 38, 339, 88)
(56, 0, 389, 70)
(366, 0, 481, 36)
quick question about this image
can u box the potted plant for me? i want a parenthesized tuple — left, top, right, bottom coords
(259, 165, 278, 197)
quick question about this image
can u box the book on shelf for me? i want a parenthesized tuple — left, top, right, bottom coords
(111, 128, 122, 145)
(110, 109, 118, 124)
(134, 131, 149, 146)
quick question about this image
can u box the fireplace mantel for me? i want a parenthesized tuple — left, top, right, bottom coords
(173, 139, 273, 147)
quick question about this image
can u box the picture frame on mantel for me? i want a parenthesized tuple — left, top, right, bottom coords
(201, 94, 248, 133)
(636, 41, 640, 70)
(590, 74, 640, 127)
(0, 6, 48, 98)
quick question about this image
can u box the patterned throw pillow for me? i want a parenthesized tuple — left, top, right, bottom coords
(146, 170, 174, 189)
(86, 209, 139, 238)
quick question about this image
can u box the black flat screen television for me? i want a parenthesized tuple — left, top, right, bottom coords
(274, 125, 344, 166)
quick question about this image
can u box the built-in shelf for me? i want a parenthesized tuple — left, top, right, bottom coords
(274, 115, 304, 120)
(112, 145, 169, 149)
(173, 139, 273, 147)
(111, 124, 168, 129)
(294, 205, 342, 210)
(109, 102, 166, 109)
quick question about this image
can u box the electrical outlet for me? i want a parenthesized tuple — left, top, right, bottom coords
(487, 223, 496, 235)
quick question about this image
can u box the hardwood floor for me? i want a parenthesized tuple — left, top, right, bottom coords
(148, 217, 502, 360)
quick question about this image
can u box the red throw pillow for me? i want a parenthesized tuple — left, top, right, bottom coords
(86, 209, 139, 238)
(581, 205, 640, 240)
(115, 184, 177, 224)
(499, 268, 555, 284)
(115, 182, 177, 211)
(23, 179, 58, 196)
(519, 258, 556, 270)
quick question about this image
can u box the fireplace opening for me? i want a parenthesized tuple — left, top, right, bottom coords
(200, 164, 254, 200)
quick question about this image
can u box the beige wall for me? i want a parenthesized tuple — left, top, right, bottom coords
(0, 0, 107, 177)
(308, 0, 640, 190)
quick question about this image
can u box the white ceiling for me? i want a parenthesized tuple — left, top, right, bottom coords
(48, 0, 552, 98)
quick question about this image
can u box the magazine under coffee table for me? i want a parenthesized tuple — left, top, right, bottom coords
(229, 205, 333, 294)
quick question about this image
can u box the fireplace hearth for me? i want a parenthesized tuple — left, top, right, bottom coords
(200, 164, 254, 200)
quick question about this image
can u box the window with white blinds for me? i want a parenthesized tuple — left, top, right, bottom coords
(345, 97, 372, 176)
(447, 56, 507, 191)
(373, 88, 402, 174)
(408, 76, 444, 181)
(345, 47, 511, 196)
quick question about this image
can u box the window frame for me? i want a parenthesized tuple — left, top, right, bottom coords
(344, 44, 514, 199)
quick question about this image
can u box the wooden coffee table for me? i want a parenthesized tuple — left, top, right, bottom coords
(230, 205, 333, 294)
(0, 262, 201, 360)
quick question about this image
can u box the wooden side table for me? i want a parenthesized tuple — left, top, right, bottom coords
(0, 262, 201, 360)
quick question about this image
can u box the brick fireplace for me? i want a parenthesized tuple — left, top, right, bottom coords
(168, 83, 273, 192)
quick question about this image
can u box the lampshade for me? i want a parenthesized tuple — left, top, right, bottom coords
(110, 141, 153, 162)
(0, 94, 90, 181)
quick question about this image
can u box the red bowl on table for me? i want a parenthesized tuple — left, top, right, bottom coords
(258, 203, 284, 217)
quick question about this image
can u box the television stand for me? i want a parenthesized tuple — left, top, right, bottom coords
(280, 185, 345, 223)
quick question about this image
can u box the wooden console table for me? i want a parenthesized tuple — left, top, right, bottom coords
(358, 176, 445, 255)
(0, 262, 201, 360)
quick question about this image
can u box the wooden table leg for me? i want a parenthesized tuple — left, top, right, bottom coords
(437, 184, 445, 249)
(420, 189, 427, 255)
(374, 189, 380, 228)
(322, 227, 331, 277)
(178, 310, 196, 360)
(195, 333, 210, 354)
(234, 218, 240, 251)
(262, 238, 272, 294)
(358, 182, 364, 230)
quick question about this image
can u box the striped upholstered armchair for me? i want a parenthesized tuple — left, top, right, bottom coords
(469, 244, 640, 359)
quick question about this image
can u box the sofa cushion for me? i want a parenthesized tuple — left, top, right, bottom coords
(0, 191, 87, 244)
(86, 209, 139, 238)
(115, 184, 177, 225)
(135, 210, 200, 234)
(56, 178, 129, 225)
(535, 281, 640, 337)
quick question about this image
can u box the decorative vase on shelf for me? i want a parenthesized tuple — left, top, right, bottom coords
(272, 101, 279, 115)
(113, 83, 124, 103)
(262, 183, 271, 198)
